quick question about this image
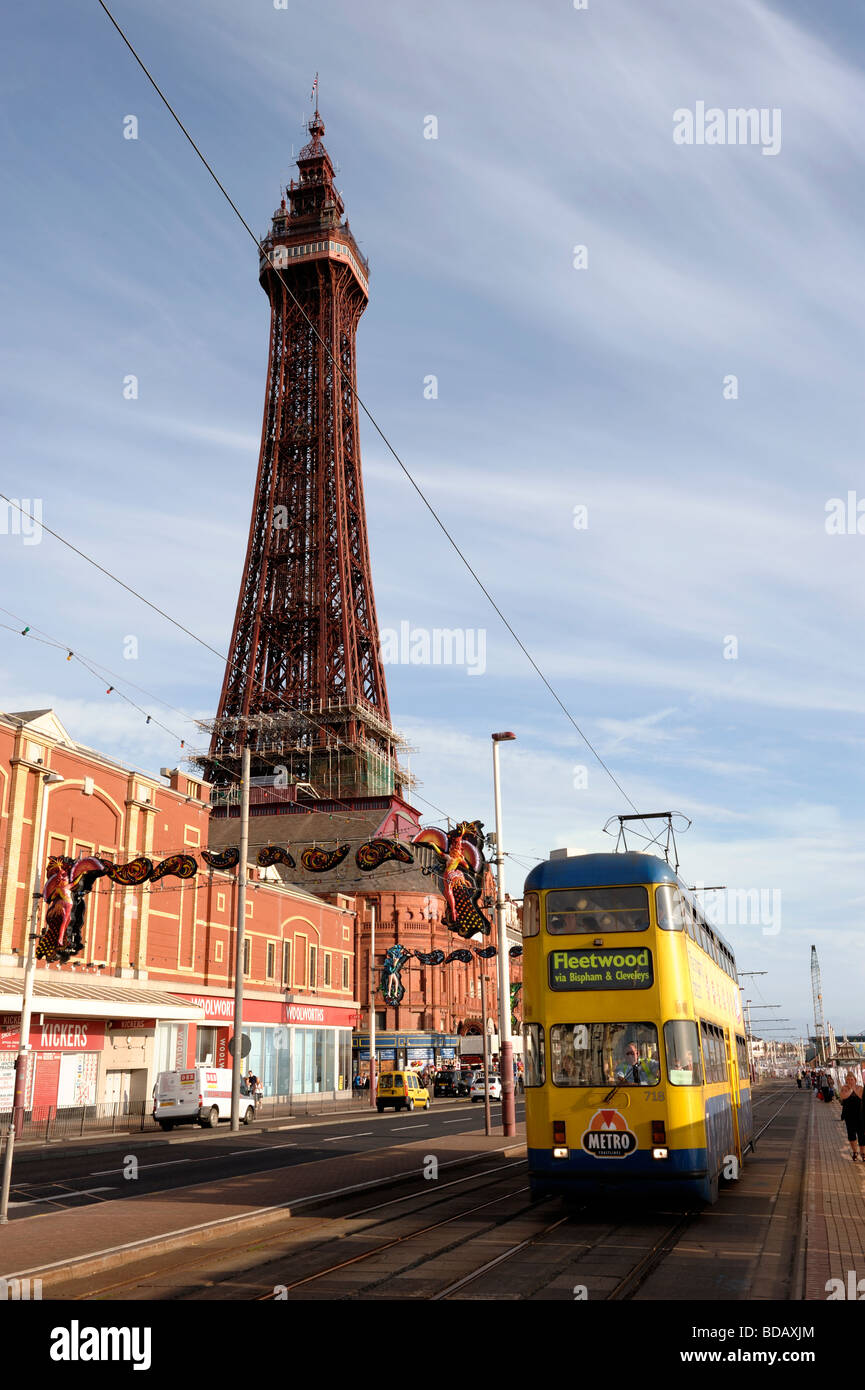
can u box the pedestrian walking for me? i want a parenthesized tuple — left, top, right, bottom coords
(839, 1072, 865, 1160)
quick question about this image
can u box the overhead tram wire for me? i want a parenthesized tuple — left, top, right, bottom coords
(0, 610, 464, 836)
(86, 0, 648, 825)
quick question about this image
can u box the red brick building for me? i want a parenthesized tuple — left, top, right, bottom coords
(0, 709, 357, 1109)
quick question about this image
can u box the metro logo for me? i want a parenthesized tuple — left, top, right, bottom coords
(580, 1108, 638, 1159)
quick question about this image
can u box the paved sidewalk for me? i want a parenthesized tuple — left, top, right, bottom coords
(803, 1089, 865, 1299)
(0, 1125, 526, 1289)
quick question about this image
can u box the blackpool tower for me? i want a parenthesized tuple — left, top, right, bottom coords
(205, 108, 406, 802)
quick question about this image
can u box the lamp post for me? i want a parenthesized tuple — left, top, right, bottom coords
(1, 769, 64, 1224)
(492, 732, 517, 1137)
(368, 902, 377, 1109)
(230, 743, 250, 1131)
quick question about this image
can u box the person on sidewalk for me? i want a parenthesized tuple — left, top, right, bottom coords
(839, 1072, 865, 1160)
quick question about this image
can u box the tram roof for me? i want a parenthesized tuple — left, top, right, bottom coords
(523, 852, 736, 961)
(524, 852, 678, 891)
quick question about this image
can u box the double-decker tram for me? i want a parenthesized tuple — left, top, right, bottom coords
(521, 850, 752, 1204)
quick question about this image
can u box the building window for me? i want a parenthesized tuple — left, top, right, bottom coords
(309, 945, 318, 989)
(267, 942, 275, 979)
(243, 939, 251, 976)
(324, 952, 332, 987)
(342, 956, 349, 990)
(217, 892, 226, 913)
(184, 824, 200, 847)
(215, 940, 224, 964)
(295, 936, 307, 988)
(283, 941, 292, 987)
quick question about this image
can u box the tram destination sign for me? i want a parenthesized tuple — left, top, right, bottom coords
(548, 947, 653, 991)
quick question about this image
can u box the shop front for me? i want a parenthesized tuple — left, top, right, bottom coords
(0, 977, 203, 1114)
(178, 993, 358, 1099)
(353, 1031, 462, 1077)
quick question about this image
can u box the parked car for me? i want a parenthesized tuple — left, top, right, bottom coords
(433, 1069, 472, 1097)
(376, 1070, 431, 1112)
(470, 1074, 503, 1103)
(152, 1067, 255, 1129)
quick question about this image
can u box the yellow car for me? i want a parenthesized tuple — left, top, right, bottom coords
(376, 1070, 431, 1113)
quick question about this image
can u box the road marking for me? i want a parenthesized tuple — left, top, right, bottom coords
(91, 1142, 299, 1177)
(4, 1150, 525, 1274)
(391, 1124, 429, 1131)
(9, 1186, 114, 1209)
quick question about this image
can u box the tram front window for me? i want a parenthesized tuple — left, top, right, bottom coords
(550, 1023, 659, 1086)
(546, 886, 649, 935)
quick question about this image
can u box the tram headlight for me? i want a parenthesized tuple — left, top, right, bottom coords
(652, 1147, 669, 1160)
(553, 1121, 567, 1157)
(553, 1148, 569, 1159)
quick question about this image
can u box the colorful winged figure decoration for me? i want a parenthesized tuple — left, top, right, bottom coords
(380, 943, 412, 1004)
(510, 981, 523, 1034)
(411, 820, 492, 938)
(37, 856, 108, 963)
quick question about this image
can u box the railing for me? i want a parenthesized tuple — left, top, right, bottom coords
(0, 1089, 359, 1146)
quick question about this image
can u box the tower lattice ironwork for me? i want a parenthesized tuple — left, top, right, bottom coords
(206, 109, 404, 798)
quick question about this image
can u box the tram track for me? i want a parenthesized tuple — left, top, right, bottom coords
(63, 1083, 806, 1302)
(67, 1156, 532, 1301)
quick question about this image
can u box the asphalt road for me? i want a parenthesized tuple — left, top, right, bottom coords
(6, 1098, 525, 1220)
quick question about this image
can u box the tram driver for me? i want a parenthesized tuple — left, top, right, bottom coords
(615, 1041, 660, 1085)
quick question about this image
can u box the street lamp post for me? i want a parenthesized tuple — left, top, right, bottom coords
(0, 769, 64, 1225)
(492, 732, 516, 1138)
(368, 902, 377, 1109)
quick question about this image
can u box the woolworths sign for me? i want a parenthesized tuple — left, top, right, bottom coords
(548, 948, 653, 991)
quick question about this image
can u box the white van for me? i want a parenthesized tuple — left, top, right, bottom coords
(152, 1067, 255, 1130)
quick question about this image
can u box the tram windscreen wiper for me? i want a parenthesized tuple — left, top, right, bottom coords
(602, 1082, 621, 1103)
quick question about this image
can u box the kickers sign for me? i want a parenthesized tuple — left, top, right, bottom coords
(581, 1108, 637, 1158)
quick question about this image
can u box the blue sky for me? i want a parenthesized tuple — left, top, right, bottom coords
(2, 0, 864, 1039)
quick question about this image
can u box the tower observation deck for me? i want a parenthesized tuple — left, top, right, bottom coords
(204, 110, 407, 802)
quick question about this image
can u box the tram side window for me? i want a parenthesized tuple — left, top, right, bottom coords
(700, 1021, 718, 1083)
(545, 886, 649, 935)
(682, 899, 697, 942)
(522, 1023, 545, 1086)
(523, 892, 540, 938)
(736, 1035, 749, 1081)
(655, 884, 686, 931)
(550, 1023, 659, 1086)
(700, 1023, 728, 1082)
(664, 1020, 703, 1086)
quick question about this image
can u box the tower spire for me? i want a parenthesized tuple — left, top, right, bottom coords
(205, 107, 405, 801)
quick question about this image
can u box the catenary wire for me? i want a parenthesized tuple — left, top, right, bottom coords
(10, 1, 649, 823)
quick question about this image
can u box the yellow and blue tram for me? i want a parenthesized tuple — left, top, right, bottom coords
(521, 851, 752, 1204)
